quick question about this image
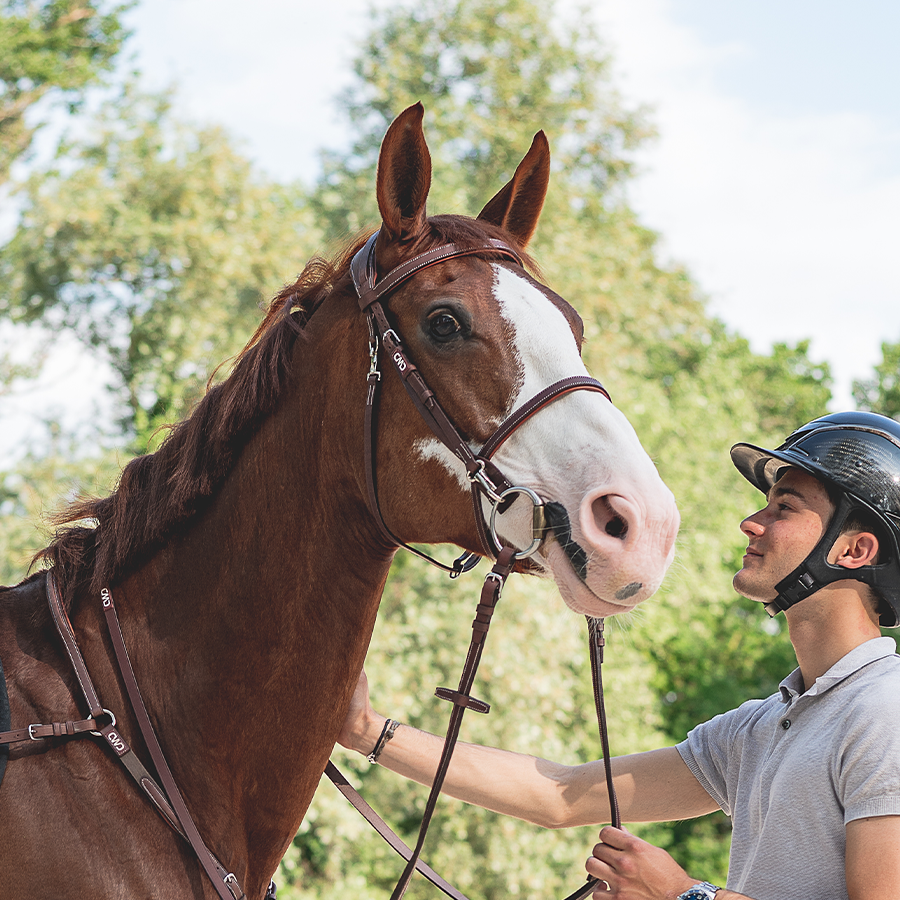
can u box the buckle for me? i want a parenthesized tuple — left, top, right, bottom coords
(468, 461, 505, 504)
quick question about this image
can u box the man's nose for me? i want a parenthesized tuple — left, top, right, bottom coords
(741, 511, 765, 536)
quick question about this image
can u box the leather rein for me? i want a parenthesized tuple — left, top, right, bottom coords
(327, 231, 621, 900)
(0, 232, 618, 900)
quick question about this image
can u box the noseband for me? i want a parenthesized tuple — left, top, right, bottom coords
(350, 230, 611, 569)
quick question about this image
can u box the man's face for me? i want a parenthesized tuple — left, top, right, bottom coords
(733, 468, 835, 603)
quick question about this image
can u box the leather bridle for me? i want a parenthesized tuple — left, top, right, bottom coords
(338, 231, 621, 900)
(349, 229, 611, 570)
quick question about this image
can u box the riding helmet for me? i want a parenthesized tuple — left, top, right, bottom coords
(730, 411, 900, 626)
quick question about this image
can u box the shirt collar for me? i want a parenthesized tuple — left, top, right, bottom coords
(779, 636, 897, 703)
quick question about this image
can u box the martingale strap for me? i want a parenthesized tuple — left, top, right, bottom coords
(327, 587, 621, 900)
(36, 572, 249, 900)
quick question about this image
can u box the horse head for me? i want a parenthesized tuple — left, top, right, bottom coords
(358, 103, 680, 617)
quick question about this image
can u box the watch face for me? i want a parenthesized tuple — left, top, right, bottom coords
(679, 891, 712, 900)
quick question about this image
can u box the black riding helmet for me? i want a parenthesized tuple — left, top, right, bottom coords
(730, 411, 900, 626)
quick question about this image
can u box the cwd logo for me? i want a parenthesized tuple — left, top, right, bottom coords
(105, 730, 127, 754)
(101, 587, 111, 608)
(393, 351, 407, 373)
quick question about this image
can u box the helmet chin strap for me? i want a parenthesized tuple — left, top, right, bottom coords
(766, 494, 863, 617)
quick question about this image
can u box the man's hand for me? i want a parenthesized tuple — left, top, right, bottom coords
(585, 826, 696, 899)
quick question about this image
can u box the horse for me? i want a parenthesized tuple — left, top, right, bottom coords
(0, 103, 679, 899)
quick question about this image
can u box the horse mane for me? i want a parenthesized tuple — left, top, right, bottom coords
(34, 216, 532, 607)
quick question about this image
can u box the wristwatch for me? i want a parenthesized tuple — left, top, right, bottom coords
(677, 883, 720, 900)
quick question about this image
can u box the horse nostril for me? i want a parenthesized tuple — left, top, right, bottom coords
(587, 493, 635, 546)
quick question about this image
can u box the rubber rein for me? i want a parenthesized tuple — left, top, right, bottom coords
(326, 231, 621, 900)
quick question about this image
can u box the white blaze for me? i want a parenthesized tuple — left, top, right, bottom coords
(415, 264, 678, 614)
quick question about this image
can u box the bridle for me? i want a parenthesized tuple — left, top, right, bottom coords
(333, 230, 622, 900)
(349, 229, 611, 570)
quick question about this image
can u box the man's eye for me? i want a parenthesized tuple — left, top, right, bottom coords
(429, 312, 462, 340)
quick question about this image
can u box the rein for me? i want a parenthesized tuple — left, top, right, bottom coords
(329, 231, 621, 900)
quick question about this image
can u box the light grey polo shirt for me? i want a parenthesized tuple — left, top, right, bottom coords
(677, 637, 900, 900)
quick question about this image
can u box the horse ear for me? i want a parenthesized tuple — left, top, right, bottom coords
(376, 103, 432, 242)
(477, 131, 550, 247)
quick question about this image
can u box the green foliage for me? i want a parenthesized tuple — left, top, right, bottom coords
(0, 0, 130, 182)
(0, 434, 119, 585)
(0, 0, 847, 894)
(853, 339, 900, 418)
(1, 84, 324, 447)
(312, 0, 652, 237)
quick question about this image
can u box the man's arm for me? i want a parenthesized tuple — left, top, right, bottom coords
(337, 670, 718, 828)
(846, 816, 900, 899)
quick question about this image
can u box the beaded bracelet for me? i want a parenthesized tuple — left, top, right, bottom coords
(367, 718, 400, 764)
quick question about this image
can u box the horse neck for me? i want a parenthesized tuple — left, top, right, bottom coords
(84, 290, 397, 884)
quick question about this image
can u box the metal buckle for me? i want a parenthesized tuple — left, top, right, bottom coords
(28, 723, 43, 741)
(367, 337, 381, 381)
(223, 872, 243, 900)
(89, 708, 117, 737)
(489, 486, 546, 559)
(468, 461, 505, 504)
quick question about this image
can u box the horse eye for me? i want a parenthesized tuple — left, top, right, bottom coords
(429, 312, 462, 341)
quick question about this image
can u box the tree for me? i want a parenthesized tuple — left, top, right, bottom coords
(1, 85, 323, 447)
(0, 433, 119, 584)
(853, 339, 900, 418)
(312, 0, 653, 238)
(0, 0, 129, 183)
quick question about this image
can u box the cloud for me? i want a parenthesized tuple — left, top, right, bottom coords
(593, 0, 900, 409)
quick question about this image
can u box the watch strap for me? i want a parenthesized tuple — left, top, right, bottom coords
(677, 882, 720, 900)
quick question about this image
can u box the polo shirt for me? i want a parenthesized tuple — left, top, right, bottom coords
(677, 637, 900, 900)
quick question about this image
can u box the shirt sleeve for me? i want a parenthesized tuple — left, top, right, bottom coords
(676, 697, 770, 818)
(838, 679, 900, 823)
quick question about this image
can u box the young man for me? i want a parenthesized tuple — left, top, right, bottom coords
(338, 411, 900, 900)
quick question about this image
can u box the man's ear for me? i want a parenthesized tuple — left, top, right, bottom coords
(832, 531, 880, 569)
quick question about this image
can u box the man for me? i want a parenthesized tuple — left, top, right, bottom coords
(338, 411, 900, 900)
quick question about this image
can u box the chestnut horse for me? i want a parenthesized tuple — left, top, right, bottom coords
(0, 104, 679, 899)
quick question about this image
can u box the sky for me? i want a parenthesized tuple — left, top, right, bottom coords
(3, 0, 899, 461)
(119, 0, 900, 412)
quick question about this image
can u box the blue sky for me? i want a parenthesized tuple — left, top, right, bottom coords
(122, 0, 900, 410)
(3, 0, 898, 462)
